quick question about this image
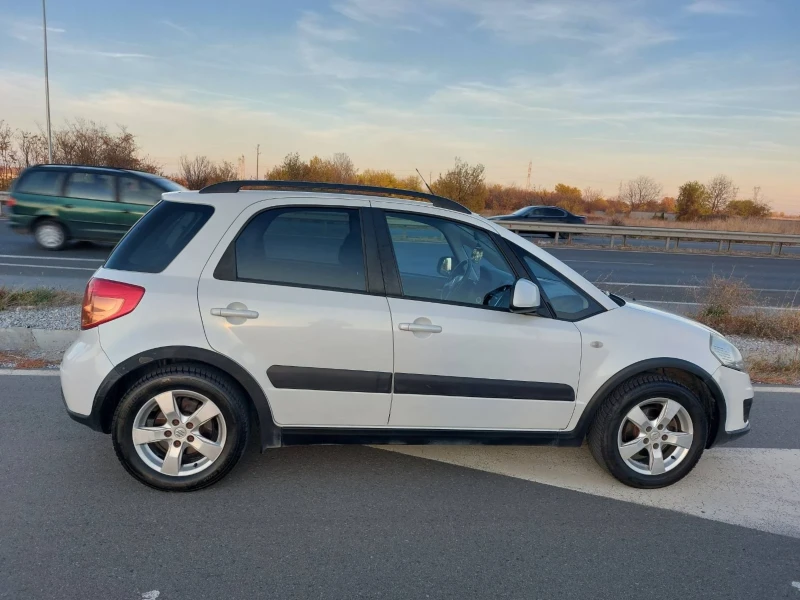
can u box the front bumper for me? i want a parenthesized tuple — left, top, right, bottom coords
(710, 365, 753, 447)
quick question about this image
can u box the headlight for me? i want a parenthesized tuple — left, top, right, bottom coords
(710, 334, 744, 371)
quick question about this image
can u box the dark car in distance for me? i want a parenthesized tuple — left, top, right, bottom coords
(7, 164, 185, 250)
(490, 205, 587, 225)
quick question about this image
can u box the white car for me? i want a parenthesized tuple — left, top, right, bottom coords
(61, 181, 753, 491)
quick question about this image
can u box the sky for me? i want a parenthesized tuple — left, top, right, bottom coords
(1, 0, 798, 211)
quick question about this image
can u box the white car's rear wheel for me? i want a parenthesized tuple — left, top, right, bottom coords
(112, 364, 249, 492)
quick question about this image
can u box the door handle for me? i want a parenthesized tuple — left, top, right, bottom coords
(64, 204, 74, 209)
(211, 308, 259, 319)
(399, 323, 442, 333)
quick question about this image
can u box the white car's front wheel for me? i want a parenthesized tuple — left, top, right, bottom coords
(588, 374, 708, 488)
(112, 364, 250, 492)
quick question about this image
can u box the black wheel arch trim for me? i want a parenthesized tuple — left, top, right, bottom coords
(88, 345, 281, 450)
(572, 357, 728, 447)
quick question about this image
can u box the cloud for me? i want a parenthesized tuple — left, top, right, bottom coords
(333, 0, 675, 54)
(159, 19, 191, 36)
(297, 11, 356, 42)
(685, 0, 749, 15)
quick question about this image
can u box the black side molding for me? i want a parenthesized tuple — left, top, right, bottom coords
(394, 373, 575, 401)
(267, 366, 392, 394)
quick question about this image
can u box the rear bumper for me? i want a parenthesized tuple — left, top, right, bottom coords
(60, 328, 115, 431)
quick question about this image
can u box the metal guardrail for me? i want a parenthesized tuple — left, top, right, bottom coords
(496, 220, 800, 255)
(0, 192, 9, 218)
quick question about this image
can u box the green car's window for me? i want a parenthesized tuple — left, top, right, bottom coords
(120, 176, 164, 206)
(15, 170, 66, 196)
(65, 172, 115, 202)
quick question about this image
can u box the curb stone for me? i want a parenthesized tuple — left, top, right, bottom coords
(0, 328, 78, 353)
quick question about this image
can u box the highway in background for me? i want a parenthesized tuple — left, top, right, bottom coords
(2, 221, 800, 308)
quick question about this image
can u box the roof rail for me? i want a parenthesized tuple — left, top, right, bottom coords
(197, 180, 471, 214)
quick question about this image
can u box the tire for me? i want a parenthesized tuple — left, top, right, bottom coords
(112, 364, 250, 492)
(588, 374, 708, 488)
(33, 219, 68, 250)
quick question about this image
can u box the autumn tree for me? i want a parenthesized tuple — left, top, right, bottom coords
(727, 187, 770, 218)
(582, 187, 606, 212)
(619, 176, 663, 211)
(659, 197, 677, 213)
(551, 183, 583, 213)
(0, 121, 17, 190)
(706, 174, 737, 215)
(676, 181, 710, 221)
(431, 157, 487, 212)
(357, 169, 420, 191)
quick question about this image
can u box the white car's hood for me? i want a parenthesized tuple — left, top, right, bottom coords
(622, 301, 720, 336)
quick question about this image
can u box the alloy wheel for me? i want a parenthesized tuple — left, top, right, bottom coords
(616, 397, 694, 476)
(35, 223, 65, 249)
(132, 390, 227, 477)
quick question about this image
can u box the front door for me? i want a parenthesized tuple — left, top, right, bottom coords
(379, 210, 582, 430)
(198, 198, 394, 427)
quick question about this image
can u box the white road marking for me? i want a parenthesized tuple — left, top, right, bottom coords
(563, 260, 654, 266)
(755, 386, 800, 394)
(378, 446, 800, 538)
(0, 262, 96, 271)
(792, 581, 800, 591)
(0, 369, 60, 376)
(141, 592, 160, 600)
(0, 254, 104, 262)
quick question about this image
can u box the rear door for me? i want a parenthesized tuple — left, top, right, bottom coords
(378, 210, 583, 430)
(197, 197, 394, 427)
(62, 170, 120, 240)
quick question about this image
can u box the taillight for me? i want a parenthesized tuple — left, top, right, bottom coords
(81, 278, 145, 330)
(5, 196, 16, 207)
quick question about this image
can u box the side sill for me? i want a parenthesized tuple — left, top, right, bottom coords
(277, 428, 583, 447)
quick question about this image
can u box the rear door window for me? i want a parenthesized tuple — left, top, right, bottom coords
(119, 176, 164, 205)
(15, 170, 66, 196)
(65, 172, 116, 202)
(232, 207, 366, 292)
(105, 201, 214, 273)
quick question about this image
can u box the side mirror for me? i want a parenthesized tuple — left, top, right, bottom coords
(511, 278, 541, 313)
(437, 256, 454, 276)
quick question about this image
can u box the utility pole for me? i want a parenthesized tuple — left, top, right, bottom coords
(42, 0, 53, 163)
(526, 160, 532, 190)
(255, 144, 261, 179)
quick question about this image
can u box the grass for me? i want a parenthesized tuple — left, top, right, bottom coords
(747, 353, 800, 385)
(691, 275, 800, 383)
(0, 287, 82, 311)
(590, 215, 800, 235)
(691, 275, 800, 342)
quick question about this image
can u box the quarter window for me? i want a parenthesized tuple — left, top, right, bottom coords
(15, 170, 65, 196)
(522, 255, 601, 320)
(65, 172, 115, 202)
(234, 208, 366, 292)
(385, 212, 516, 308)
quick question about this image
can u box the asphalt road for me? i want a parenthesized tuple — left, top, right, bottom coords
(3, 221, 800, 308)
(1, 373, 799, 600)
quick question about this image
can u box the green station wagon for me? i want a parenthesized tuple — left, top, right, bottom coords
(7, 165, 186, 250)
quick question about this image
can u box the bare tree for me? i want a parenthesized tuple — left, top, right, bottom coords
(213, 160, 237, 182)
(329, 152, 357, 183)
(0, 121, 18, 189)
(706, 174, 737, 215)
(180, 155, 216, 189)
(619, 176, 663, 211)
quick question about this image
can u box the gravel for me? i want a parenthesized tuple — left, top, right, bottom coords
(728, 334, 799, 359)
(0, 305, 81, 330)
